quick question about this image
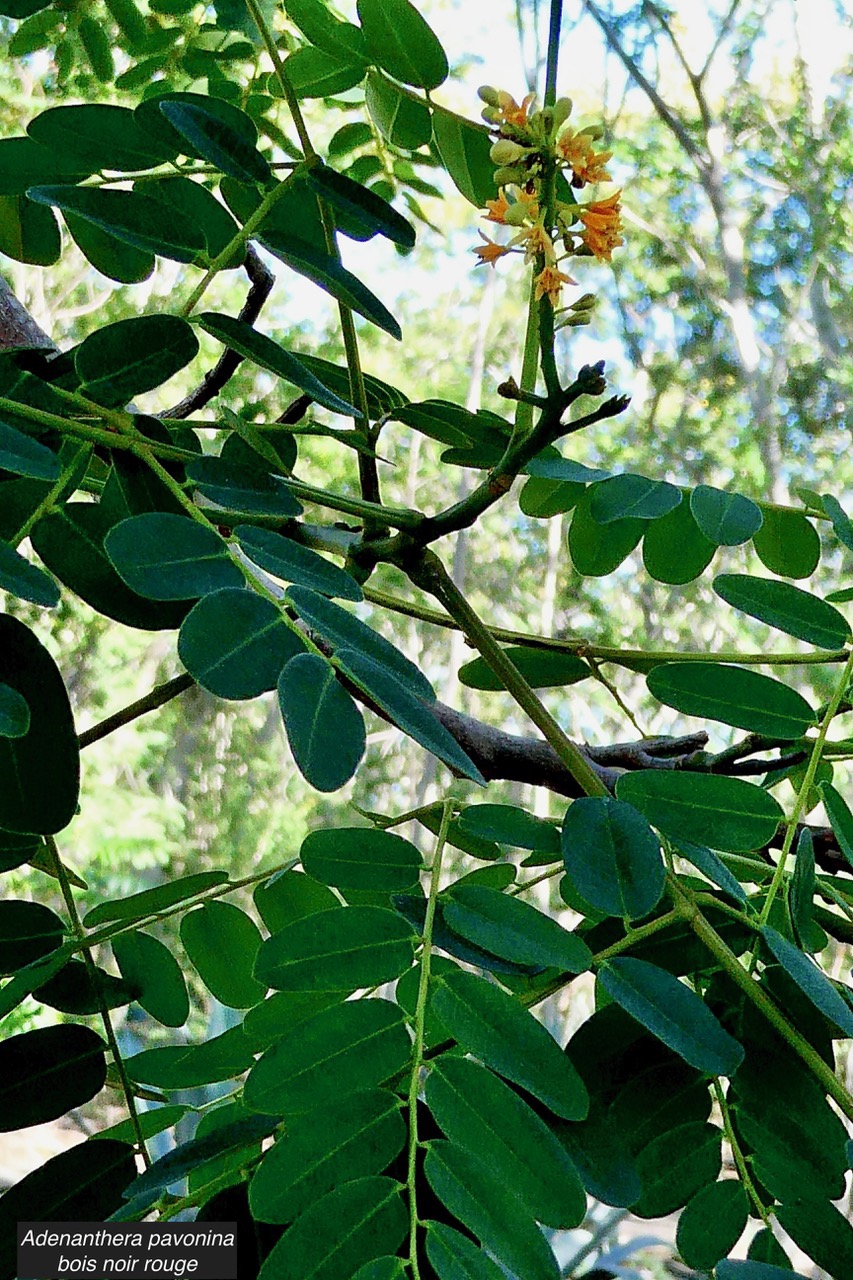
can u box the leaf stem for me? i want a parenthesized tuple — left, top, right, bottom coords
(712, 1078, 770, 1225)
(408, 798, 454, 1279)
(758, 645, 853, 927)
(408, 549, 608, 796)
(590, 909, 680, 962)
(44, 835, 151, 1168)
(669, 875, 853, 1120)
(362, 584, 846, 667)
(8, 444, 92, 546)
(178, 173, 299, 318)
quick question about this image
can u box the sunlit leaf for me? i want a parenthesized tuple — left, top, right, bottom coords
(244, 998, 410, 1115)
(714, 573, 851, 648)
(104, 513, 243, 600)
(257, 1177, 407, 1280)
(357, 0, 448, 89)
(300, 826, 421, 892)
(249, 1090, 405, 1224)
(690, 485, 762, 545)
(181, 901, 266, 1008)
(178, 587, 305, 700)
(112, 930, 189, 1027)
(425, 1056, 586, 1228)
(255, 905, 415, 992)
(424, 1142, 559, 1280)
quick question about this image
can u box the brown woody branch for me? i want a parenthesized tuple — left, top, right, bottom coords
(163, 246, 275, 419)
(0, 275, 55, 351)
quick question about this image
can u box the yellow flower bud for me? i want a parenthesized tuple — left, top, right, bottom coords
(530, 108, 549, 137)
(489, 138, 528, 165)
(556, 312, 592, 329)
(492, 164, 526, 186)
(502, 201, 530, 227)
(478, 85, 501, 107)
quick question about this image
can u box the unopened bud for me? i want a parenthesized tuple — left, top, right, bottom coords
(570, 292, 596, 311)
(478, 85, 501, 106)
(532, 108, 551, 137)
(579, 123, 604, 140)
(493, 164, 526, 186)
(481, 106, 502, 125)
(553, 97, 573, 128)
(556, 312, 592, 329)
(503, 201, 530, 227)
(490, 139, 528, 165)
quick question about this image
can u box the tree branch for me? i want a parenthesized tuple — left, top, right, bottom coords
(162, 246, 275, 420)
(0, 275, 55, 351)
(583, 0, 705, 165)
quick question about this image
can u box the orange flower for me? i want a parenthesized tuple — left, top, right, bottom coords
(473, 231, 510, 267)
(484, 192, 510, 224)
(577, 190, 624, 261)
(496, 90, 536, 129)
(557, 129, 612, 185)
(520, 221, 556, 264)
(534, 264, 577, 305)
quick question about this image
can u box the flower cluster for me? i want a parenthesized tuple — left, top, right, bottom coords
(472, 87, 624, 313)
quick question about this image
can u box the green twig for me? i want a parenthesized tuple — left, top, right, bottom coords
(712, 1078, 770, 1225)
(362, 584, 846, 668)
(245, 0, 379, 523)
(758, 645, 853, 928)
(9, 444, 92, 546)
(669, 875, 853, 1120)
(283, 479, 422, 530)
(0, 397, 193, 462)
(179, 173, 299, 318)
(407, 549, 608, 797)
(79, 674, 195, 749)
(245, 0, 315, 158)
(544, 0, 563, 108)
(408, 798, 454, 1279)
(514, 274, 541, 438)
